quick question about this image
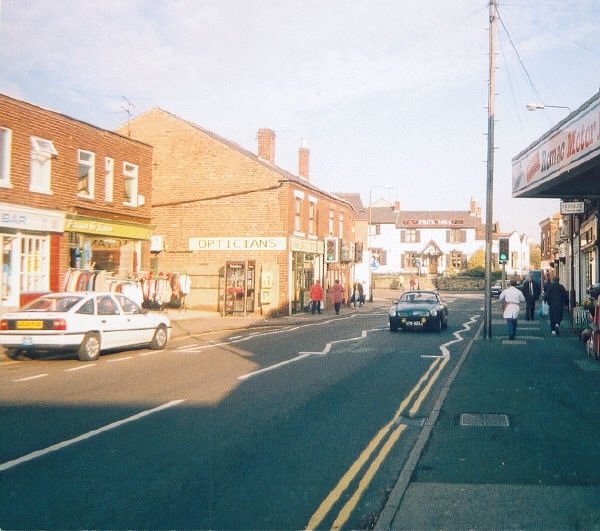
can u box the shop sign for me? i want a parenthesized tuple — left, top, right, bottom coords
(65, 215, 152, 239)
(0, 202, 64, 232)
(560, 201, 585, 215)
(512, 95, 600, 196)
(325, 237, 339, 263)
(289, 237, 323, 254)
(189, 237, 287, 251)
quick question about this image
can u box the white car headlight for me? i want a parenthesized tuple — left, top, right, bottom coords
(389, 307, 397, 317)
(429, 308, 438, 316)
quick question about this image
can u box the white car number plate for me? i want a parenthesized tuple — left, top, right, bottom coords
(22, 336, 33, 346)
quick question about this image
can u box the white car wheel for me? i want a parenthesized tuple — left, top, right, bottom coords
(78, 332, 101, 362)
(150, 325, 168, 350)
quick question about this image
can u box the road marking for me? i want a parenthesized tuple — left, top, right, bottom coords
(0, 399, 186, 472)
(107, 356, 134, 362)
(65, 364, 96, 372)
(238, 328, 386, 380)
(308, 311, 478, 530)
(13, 373, 47, 382)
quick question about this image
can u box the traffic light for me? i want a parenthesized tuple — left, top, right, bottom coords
(325, 237, 339, 263)
(498, 238, 509, 264)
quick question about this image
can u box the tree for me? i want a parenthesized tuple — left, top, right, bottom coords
(529, 244, 541, 269)
(467, 248, 486, 269)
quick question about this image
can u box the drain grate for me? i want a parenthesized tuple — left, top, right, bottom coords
(460, 413, 510, 427)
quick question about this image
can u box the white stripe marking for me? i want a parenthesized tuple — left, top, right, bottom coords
(13, 374, 47, 382)
(0, 399, 186, 472)
(65, 364, 96, 372)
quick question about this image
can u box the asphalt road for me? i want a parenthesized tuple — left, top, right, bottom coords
(0, 294, 482, 529)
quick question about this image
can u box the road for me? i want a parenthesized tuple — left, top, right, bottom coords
(0, 294, 482, 529)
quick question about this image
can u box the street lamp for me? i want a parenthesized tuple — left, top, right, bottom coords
(368, 185, 394, 302)
(526, 102, 572, 113)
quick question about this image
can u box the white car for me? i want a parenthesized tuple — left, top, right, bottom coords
(0, 292, 171, 361)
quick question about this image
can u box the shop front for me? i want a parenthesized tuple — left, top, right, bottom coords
(65, 214, 152, 280)
(290, 237, 324, 313)
(512, 91, 600, 303)
(0, 202, 65, 309)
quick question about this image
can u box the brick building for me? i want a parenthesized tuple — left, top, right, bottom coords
(118, 108, 357, 315)
(0, 93, 153, 309)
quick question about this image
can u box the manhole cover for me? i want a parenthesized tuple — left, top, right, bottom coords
(460, 413, 509, 427)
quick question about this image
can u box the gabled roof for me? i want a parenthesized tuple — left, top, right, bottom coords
(127, 107, 354, 210)
(334, 193, 367, 220)
(420, 240, 444, 255)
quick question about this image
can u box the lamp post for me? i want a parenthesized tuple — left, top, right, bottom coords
(526, 102, 572, 113)
(368, 185, 394, 303)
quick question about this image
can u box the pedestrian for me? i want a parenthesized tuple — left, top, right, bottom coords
(357, 281, 365, 307)
(351, 282, 358, 308)
(309, 279, 324, 314)
(409, 276, 416, 290)
(543, 276, 568, 335)
(330, 279, 344, 315)
(522, 274, 541, 321)
(498, 279, 525, 340)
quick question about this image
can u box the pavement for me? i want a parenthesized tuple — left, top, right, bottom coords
(377, 301, 600, 530)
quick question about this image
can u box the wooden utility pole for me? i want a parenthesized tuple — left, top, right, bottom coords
(484, 0, 497, 338)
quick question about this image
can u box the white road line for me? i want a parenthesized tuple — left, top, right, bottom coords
(0, 399, 186, 472)
(238, 327, 386, 380)
(13, 374, 47, 382)
(65, 364, 96, 372)
(107, 356, 134, 363)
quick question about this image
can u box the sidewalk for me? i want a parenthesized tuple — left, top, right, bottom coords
(377, 306, 600, 530)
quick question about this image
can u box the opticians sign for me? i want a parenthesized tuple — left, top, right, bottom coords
(189, 237, 287, 251)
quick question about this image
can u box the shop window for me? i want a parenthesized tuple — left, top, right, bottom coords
(20, 236, 49, 293)
(105, 157, 114, 202)
(0, 127, 12, 187)
(30, 136, 57, 194)
(77, 150, 95, 198)
(123, 162, 139, 206)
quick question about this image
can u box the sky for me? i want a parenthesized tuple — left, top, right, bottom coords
(1, 0, 599, 239)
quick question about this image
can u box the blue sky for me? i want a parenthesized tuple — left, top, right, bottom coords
(1, 0, 599, 238)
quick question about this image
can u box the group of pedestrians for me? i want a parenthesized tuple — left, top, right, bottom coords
(499, 273, 569, 339)
(309, 279, 365, 316)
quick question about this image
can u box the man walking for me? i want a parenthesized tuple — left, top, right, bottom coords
(522, 274, 541, 320)
(544, 276, 568, 335)
(499, 279, 525, 340)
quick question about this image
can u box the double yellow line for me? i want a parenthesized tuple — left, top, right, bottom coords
(306, 355, 449, 530)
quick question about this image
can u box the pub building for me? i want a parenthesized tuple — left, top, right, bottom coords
(512, 90, 600, 305)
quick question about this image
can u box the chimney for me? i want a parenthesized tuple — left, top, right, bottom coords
(298, 137, 309, 180)
(393, 201, 400, 213)
(257, 128, 276, 165)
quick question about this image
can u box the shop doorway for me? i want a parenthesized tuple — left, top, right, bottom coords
(0, 235, 17, 307)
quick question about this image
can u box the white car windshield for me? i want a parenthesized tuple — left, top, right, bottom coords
(400, 293, 438, 304)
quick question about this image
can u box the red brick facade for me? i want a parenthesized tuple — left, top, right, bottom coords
(118, 108, 357, 315)
(0, 94, 153, 308)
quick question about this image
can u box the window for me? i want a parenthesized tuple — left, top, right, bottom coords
(0, 127, 12, 187)
(338, 213, 344, 237)
(294, 197, 302, 232)
(308, 201, 316, 235)
(30, 136, 57, 194)
(401, 229, 420, 243)
(77, 150, 95, 198)
(450, 251, 464, 269)
(104, 157, 114, 202)
(447, 229, 466, 243)
(328, 210, 334, 235)
(123, 162, 138, 205)
(20, 235, 49, 293)
(403, 252, 418, 268)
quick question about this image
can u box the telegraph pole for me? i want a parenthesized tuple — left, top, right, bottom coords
(484, 0, 497, 338)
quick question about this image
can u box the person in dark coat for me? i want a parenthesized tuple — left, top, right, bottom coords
(543, 276, 568, 335)
(522, 274, 541, 321)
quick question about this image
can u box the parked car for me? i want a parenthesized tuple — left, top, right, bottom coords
(389, 290, 448, 332)
(491, 280, 503, 298)
(587, 283, 600, 299)
(0, 292, 171, 361)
